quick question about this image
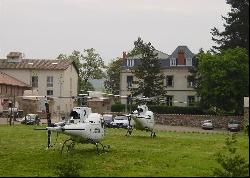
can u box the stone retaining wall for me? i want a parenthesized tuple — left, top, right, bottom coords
(106, 112, 244, 129)
(155, 114, 243, 129)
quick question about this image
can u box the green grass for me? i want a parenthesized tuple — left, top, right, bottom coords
(0, 124, 248, 177)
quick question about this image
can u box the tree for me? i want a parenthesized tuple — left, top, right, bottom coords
(188, 48, 205, 89)
(211, 0, 249, 53)
(81, 48, 106, 92)
(104, 57, 123, 95)
(195, 47, 249, 114)
(58, 48, 105, 93)
(129, 37, 167, 101)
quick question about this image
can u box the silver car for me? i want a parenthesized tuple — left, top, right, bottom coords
(201, 120, 214, 130)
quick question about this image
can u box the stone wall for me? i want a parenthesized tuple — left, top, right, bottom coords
(155, 114, 243, 129)
(106, 112, 244, 129)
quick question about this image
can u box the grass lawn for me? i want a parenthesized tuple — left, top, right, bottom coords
(0, 124, 248, 177)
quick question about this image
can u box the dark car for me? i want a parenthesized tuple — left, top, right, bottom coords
(18, 114, 40, 125)
(228, 120, 241, 132)
(102, 114, 113, 128)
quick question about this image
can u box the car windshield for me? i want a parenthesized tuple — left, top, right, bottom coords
(203, 120, 212, 123)
(229, 120, 240, 124)
(115, 116, 128, 120)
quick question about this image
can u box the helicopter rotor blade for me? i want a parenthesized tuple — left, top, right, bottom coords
(61, 128, 86, 131)
(34, 128, 48, 130)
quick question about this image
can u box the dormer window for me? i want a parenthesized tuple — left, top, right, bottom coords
(170, 58, 176, 66)
(127, 59, 134, 67)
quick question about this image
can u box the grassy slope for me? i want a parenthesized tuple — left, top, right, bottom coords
(0, 124, 248, 177)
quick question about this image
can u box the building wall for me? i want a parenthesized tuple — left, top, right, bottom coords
(0, 85, 27, 112)
(119, 67, 196, 106)
(0, 64, 78, 116)
(162, 68, 196, 106)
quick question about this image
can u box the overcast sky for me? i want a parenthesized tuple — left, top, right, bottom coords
(0, 0, 230, 64)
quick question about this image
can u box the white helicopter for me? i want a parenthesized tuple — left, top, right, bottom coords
(116, 95, 156, 138)
(19, 95, 110, 154)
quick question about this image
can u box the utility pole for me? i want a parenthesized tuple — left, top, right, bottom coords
(45, 99, 52, 148)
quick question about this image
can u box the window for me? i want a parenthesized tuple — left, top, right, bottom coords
(170, 58, 176, 66)
(186, 58, 192, 66)
(47, 90, 53, 96)
(166, 75, 174, 87)
(47, 76, 53, 87)
(127, 76, 133, 88)
(32, 76, 38, 87)
(166, 96, 173, 106)
(187, 77, 194, 88)
(127, 59, 134, 67)
(187, 96, 195, 106)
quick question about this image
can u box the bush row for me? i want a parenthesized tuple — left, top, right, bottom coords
(111, 104, 217, 115)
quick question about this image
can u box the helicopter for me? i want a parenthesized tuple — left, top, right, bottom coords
(18, 94, 110, 154)
(115, 95, 156, 138)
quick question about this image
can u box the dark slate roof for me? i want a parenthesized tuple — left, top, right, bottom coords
(168, 46, 194, 59)
(0, 59, 77, 72)
(122, 46, 195, 69)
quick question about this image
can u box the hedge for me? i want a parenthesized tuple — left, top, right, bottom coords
(111, 104, 217, 115)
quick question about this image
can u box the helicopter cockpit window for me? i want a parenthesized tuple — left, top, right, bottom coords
(137, 108, 143, 113)
(70, 111, 80, 120)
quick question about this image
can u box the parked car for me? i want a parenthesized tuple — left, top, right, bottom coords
(102, 114, 113, 128)
(18, 114, 40, 125)
(228, 119, 241, 132)
(201, 120, 214, 130)
(110, 115, 129, 128)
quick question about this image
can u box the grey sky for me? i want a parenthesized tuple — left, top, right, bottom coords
(0, 0, 230, 64)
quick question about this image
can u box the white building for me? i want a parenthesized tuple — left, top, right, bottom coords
(120, 46, 197, 106)
(0, 52, 78, 116)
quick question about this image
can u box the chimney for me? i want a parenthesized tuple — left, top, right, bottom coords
(6, 52, 23, 63)
(122, 52, 127, 60)
(177, 49, 185, 65)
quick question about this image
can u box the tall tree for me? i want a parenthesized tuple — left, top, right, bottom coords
(188, 48, 205, 90)
(129, 37, 167, 101)
(57, 48, 105, 93)
(211, 0, 249, 53)
(81, 48, 106, 91)
(195, 47, 249, 114)
(104, 57, 123, 95)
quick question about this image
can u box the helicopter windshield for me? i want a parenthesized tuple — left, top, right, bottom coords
(137, 108, 143, 113)
(70, 111, 80, 120)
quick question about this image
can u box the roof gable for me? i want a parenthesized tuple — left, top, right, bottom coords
(169, 46, 194, 59)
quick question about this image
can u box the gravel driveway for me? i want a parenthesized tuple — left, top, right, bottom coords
(0, 117, 228, 134)
(154, 124, 227, 134)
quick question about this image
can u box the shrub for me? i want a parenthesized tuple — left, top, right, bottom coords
(111, 104, 218, 115)
(213, 134, 249, 177)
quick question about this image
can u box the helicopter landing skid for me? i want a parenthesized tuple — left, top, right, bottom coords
(95, 142, 110, 155)
(150, 131, 156, 138)
(125, 126, 133, 136)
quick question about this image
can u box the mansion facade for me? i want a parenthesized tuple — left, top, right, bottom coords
(120, 46, 198, 107)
